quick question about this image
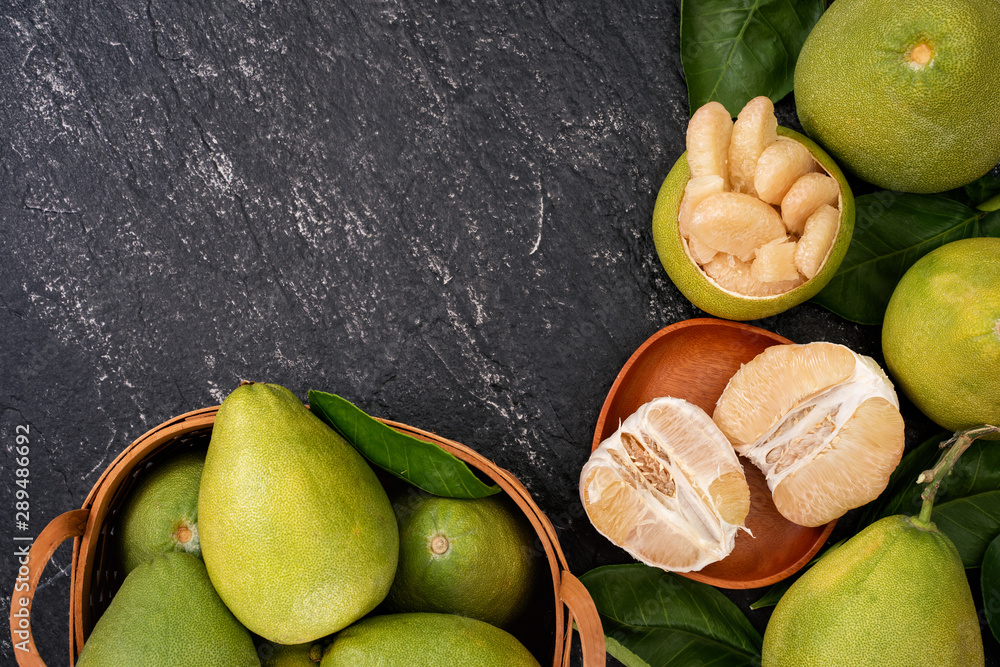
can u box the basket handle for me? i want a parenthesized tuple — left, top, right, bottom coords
(9, 509, 89, 667)
(559, 570, 605, 666)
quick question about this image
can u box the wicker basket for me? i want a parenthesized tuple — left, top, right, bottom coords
(10, 406, 604, 666)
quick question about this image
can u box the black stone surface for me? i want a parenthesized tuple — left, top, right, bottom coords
(2, 1, 997, 665)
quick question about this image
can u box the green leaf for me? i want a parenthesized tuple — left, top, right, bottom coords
(981, 209, 1000, 236)
(933, 492, 1000, 568)
(580, 564, 762, 667)
(811, 194, 992, 325)
(981, 534, 1000, 642)
(748, 540, 843, 610)
(944, 173, 1000, 209)
(307, 390, 500, 499)
(680, 0, 825, 116)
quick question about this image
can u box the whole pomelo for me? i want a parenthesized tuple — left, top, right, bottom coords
(261, 641, 324, 666)
(320, 613, 541, 667)
(76, 553, 259, 666)
(882, 237, 1000, 436)
(198, 382, 398, 645)
(117, 448, 205, 574)
(794, 0, 1000, 193)
(652, 126, 854, 321)
(762, 514, 984, 666)
(384, 490, 538, 628)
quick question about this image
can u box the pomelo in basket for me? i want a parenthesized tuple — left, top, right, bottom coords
(320, 613, 541, 667)
(384, 490, 538, 628)
(198, 382, 398, 645)
(76, 553, 258, 666)
(116, 448, 205, 574)
(653, 97, 854, 321)
(261, 641, 324, 666)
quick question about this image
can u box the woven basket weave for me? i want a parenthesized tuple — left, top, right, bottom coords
(10, 406, 604, 666)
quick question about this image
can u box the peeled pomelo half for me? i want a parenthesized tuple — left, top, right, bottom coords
(579, 396, 750, 573)
(713, 342, 905, 528)
(652, 98, 855, 321)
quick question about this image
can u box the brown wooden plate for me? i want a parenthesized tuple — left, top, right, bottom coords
(591, 317, 836, 589)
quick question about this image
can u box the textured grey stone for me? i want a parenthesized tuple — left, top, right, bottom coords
(1, 1, 996, 665)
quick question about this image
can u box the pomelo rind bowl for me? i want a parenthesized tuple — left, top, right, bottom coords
(652, 126, 855, 321)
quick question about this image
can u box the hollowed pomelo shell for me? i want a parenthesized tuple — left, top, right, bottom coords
(652, 127, 855, 321)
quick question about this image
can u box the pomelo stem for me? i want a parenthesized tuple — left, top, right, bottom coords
(917, 425, 1000, 524)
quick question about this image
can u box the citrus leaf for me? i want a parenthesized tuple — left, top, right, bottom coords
(811, 193, 994, 325)
(981, 534, 1000, 642)
(307, 390, 500, 499)
(680, 0, 825, 116)
(580, 564, 762, 667)
(933, 491, 1000, 568)
(981, 209, 1000, 236)
(944, 173, 1000, 209)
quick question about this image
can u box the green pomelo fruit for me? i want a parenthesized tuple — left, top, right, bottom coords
(882, 237, 1000, 436)
(76, 552, 259, 666)
(384, 491, 538, 628)
(794, 0, 1000, 193)
(320, 613, 541, 667)
(261, 641, 324, 666)
(117, 448, 205, 574)
(652, 127, 854, 321)
(762, 514, 984, 666)
(198, 382, 398, 645)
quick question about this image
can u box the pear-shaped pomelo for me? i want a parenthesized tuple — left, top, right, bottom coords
(76, 552, 259, 666)
(795, 0, 1000, 194)
(762, 427, 992, 666)
(652, 127, 854, 321)
(198, 382, 398, 645)
(320, 613, 541, 667)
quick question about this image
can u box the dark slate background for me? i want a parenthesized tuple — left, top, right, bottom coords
(2, 1, 997, 665)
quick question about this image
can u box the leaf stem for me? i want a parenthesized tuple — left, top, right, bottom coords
(916, 425, 1000, 524)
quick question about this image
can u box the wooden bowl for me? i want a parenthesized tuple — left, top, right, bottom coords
(591, 318, 837, 589)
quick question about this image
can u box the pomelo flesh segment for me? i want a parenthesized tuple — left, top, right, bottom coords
(752, 238, 801, 283)
(686, 101, 733, 186)
(702, 253, 803, 297)
(729, 96, 778, 197)
(713, 342, 857, 448)
(579, 397, 750, 573)
(755, 139, 815, 205)
(688, 192, 786, 261)
(771, 396, 904, 527)
(781, 172, 840, 234)
(714, 343, 904, 527)
(796, 204, 840, 279)
(678, 175, 726, 238)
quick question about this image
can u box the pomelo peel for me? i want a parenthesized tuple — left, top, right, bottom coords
(653, 121, 855, 321)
